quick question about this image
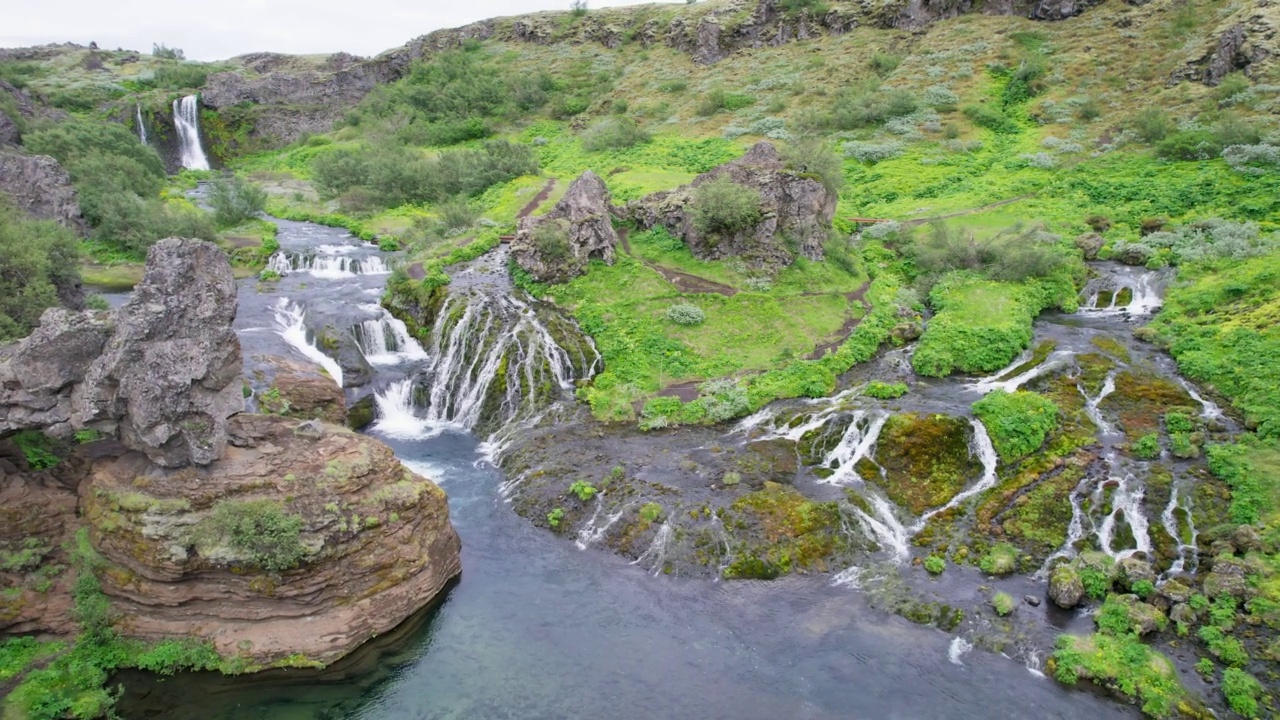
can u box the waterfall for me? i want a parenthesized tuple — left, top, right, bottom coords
(630, 521, 674, 575)
(948, 637, 974, 666)
(817, 412, 888, 485)
(369, 291, 598, 439)
(1095, 470, 1154, 560)
(911, 419, 1000, 531)
(1079, 266, 1167, 316)
(1082, 373, 1118, 436)
(353, 307, 428, 366)
(851, 494, 911, 561)
(267, 251, 390, 279)
(272, 298, 344, 387)
(135, 104, 148, 145)
(575, 496, 632, 551)
(172, 95, 210, 171)
(1160, 486, 1199, 578)
(965, 350, 1074, 395)
(371, 378, 444, 440)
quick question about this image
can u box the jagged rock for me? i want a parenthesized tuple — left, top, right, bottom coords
(512, 171, 618, 283)
(1074, 232, 1105, 260)
(1202, 554, 1252, 599)
(1029, 0, 1103, 21)
(1206, 24, 1251, 85)
(0, 308, 114, 436)
(1232, 524, 1263, 553)
(256, 356, 347, 424)
(1114, 594, 1167, 636)
(1049, 563, 1085, 609)
(347, 395, 376, 430)
(74, 238, 243, 467)
(1117, 557, 1156, 591)
(1169, 602, 1197, 626)
(0, 152, 87, 234)
(81, 413, 461, 667)
(626, 142, 836, 268)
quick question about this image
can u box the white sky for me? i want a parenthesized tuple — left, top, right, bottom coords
(2, 0, 677, 62)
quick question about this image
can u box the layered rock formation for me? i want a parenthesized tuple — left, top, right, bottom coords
(0, 237, 462, 668)
(511, 171, 618, 283)
(626, 141, 836, 267)
(81, 413, 461, 666)
(0, 152, 86, 233)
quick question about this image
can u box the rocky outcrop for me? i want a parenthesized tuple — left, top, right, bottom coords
(79, 413, 461, 667)
(0, 309, 113, 436)
(0, 152, 87, 234)
(1170, 6, 1278, 86)
(511, 171, 618, 283)
(254, 356, 347, 425)
(626, 142, 835, 267)
(0, 453, 78, 635)
(74, 239, 243, 467)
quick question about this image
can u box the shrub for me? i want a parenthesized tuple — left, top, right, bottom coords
(547, 507, 565, 528)
(437, 194, 478, 230)
(696, 88, 756, 116)
(865, 381, 908, 399)
(1212, 113, 1263, 147)
(700, 378, 750, 422)
(843, 139, 904, 164)
(781, 137, 843, 191)
(1222, 143, 1280, 175)
(993, 592, 1016, 616)
(208, 175, 266, 227)
(640, 503, 663, 523)
(152, 43, 185, 60)
(1131, 433, 1160, 459)
(569, 480, 598, 502)
(909, 223, 1069, 283)
(689, 175, 762, 237)
(580, 116, 650, 151)
(570, 0, 588, 16)
(1132, 107, 1173, 143)
(1156, 130, 1221, 161)
(870, 53, 903, 76)
(665, 303, 706, 326)
(207, 500, 306, 572)
(658, 79, 688, 93)
(924, 555, 946, 574)
(831, 88, 918, 129)
(923, 85, 959, 109)
(532, 221, 572, 263)
(0, 200, 82, 342)
(1198, 625, 1249, 667)
(152, 63, 210, 90)
(963, 104, 1020, 134)
(1221, 668, 1263, 717)
(979, 543, 1018, 575)
(972, 390, 1059, 462)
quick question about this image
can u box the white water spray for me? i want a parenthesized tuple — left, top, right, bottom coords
(630, 521, 674, 575)
(911, 419, 1000, 531)
(353, 307, 428, 366)
(575, 496, 632, 551)
(172, 95, 210, 171)
(267, 252, 390, 279)
(948, 637, 974, 666)
(135, 104, 148, 145)
(965, 351, 1074, 395)
(272, 298, 343, 387)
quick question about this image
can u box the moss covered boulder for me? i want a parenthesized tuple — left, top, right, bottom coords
(866, 413, 979, 515)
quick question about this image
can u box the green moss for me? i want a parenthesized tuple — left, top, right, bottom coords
(978, 542, 1018, 575)
(1051, 633, 1191, 718)
(992, 591, 1016, 616)
(972, 390, 1060, 463)
(869, 413, 978, 515)
(723, 483, 846, 578)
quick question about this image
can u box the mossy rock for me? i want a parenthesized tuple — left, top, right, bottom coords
(869, 413, 978, 515)
(722, 482, 846, 578)
(978, 542, 1018, 576)
(1100, 371, 1193, 442)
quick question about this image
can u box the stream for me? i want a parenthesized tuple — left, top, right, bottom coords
(111, 213, 1154, 719)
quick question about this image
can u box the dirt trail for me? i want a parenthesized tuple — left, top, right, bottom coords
(805, 281, 874, 360)
(517, 178, 558, 220)
(619, 229, 738, 297)
(900, 193, 1037, 228)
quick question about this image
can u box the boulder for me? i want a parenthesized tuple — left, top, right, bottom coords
(1049, 563, 1085, 609)
(1160, 578, 1193, 605)
(511, 171, 619, 284)
(0, 152, 87, 234)
(0, 308, 114, 436)
(1232, 524, 1262, 553)
(1074, 232, 1105, 260)
(1202, 554, 1252, 599)
(1169, 602, 1197, 627)
(80, 414, 462, 667)
(626, 142, 836, 268)
(255, 357, 346, 425)
(74, 238, 243, 467)
(1117, 557, 1156, 591)
(1115, 594, 1168, 636)
(1029, 0, 1103, 21)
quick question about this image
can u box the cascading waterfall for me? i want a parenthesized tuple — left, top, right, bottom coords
(575, 496, 632, 551)
(172, 94, 210, 171)
(353, 305, 428, 366)
(814, 411, 889, 486)
(267, 252, 390, 279)
(850, 494, 912, 561)
(1079, 267, 1166, 316)
(1094, 468, 1154, 560)
(965, 350, 1075, 395)
(135, 104, 148, 145)
(370, 290, 599, 439)
(1160, 486, 1199, 577)
(630, 521, 674, 575)
(371, 378, 441, 440)
(272, 298, 344, 387)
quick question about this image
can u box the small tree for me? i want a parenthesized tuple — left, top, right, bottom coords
(152, 43, 185, 60)
(533, 220, 572, 263)
(570, 0, 588, 16)
(690, 175, 762, 237)
(209, 175, 267, 227)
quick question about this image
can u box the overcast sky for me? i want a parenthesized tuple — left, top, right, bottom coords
(2, 0, 676, 61)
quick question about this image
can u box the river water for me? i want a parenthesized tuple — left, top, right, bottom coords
(116, 215, 1135, 719)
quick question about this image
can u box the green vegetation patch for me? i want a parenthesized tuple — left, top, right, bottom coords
(198, 499, 307, 573)
(867, 413, 978, 515)
(971, 390, 1059, 464)
(722, 482, 846, 579)
(0, 201, 82, 343)
(1051, 633, 1189, 717)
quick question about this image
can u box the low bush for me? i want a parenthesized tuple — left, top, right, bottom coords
(1220, 667, 1264, 717)
(1132, 107, 1173, 143)
(665, 303, 706, 326)
(580, 116, 650, 152)
(0, 200, 81, 342)
(1131, 433, 1160, 459)
(532, 221, 572, 263)
(843, 139, 904, 164)
(864, 381, 908, 399)
(696, 88, 756, 116)
(689, 175, 762, 237)
(963, 104, 1020, 134)
(781, 137, 843, 191)
(208, 175, 266, 227)
(924, 555, 945, 574)
(972, 390, 1060, 462)
(206, 500, 306, 573)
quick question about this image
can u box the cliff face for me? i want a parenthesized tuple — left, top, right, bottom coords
(0, 152, 86, 234)
(0, 238, 461, 669)
(81, 414, 461, 667)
